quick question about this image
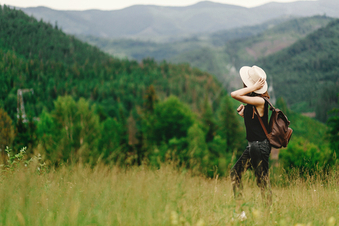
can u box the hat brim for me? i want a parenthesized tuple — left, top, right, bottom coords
(239, 66, 268, 94)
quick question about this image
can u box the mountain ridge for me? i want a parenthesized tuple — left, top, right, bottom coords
(78, 15, 333, 93)
(15, 0, 339, 40)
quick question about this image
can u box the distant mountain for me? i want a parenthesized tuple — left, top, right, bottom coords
(259, 19, 339, 121)
(17, 0, 339, 40)
(79, 16, 334, 93)
(225, 15, 334, 68)
(171, 16, 334, 92)
(78, 17, 290, 61)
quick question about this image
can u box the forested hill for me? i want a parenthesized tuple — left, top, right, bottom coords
(259, 18, 339, 122)
(226, 16, 334, 69)
(0, 5, 225, 120)
(0, 6, 333, 175)
(0, 5, 238, 175)
(0, 8, 108, 66)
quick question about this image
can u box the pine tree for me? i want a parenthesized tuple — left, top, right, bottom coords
(201, 96, 217, 143)
(14, 115, 30, 151)
(0, 108, 14, 156)
(327, 102, 339, 154)
(217, 95, 243, 153)
(143, 84, 157, 113)
(139, 85, 158, 148)
(98, 117, 123, 162)
(127, 113, 138, 147)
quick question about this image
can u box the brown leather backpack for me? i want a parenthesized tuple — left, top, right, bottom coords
(254, 97, 293, 148)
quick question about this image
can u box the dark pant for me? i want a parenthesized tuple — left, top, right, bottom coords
(230, 139, 272, 204)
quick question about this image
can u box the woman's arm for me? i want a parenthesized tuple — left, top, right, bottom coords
(230, 77, 266, 106)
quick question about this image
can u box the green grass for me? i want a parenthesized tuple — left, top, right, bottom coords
(1, 162, 338, 226)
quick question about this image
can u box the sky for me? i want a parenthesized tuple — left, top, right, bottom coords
(1, 0, 310, 10)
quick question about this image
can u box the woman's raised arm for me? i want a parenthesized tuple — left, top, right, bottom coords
(231, 77, 266, 106)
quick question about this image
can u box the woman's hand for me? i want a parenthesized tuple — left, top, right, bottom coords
(237, 104, 244, 118)
(253, 77, 266, 91)
(230, 77, 266, 106)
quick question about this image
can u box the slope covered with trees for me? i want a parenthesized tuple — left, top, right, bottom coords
(0, 6, 336, 176)
(226, 16, 333, 69)
(0, 5, 224, 119)
(259, 18, 339, 122)
(0, 5, 243, 176)
(79, 16, 333, 91)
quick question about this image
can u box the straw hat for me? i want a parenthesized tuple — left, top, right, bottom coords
(239, 65, 268, 94)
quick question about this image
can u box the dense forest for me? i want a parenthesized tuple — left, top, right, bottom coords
(0, 5, 338, 176)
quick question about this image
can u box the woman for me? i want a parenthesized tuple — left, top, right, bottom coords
(230, 65, 272, 205)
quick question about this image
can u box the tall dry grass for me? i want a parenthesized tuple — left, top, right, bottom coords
(0, 162, 338, 226)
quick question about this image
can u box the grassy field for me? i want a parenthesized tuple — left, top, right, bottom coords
(0, 162, 338, 226)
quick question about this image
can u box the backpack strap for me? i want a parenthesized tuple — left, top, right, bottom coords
(253, 106, 269, 138)
(262, 97, 275, 111)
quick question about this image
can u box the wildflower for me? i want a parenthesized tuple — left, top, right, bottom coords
(170, 211, 178, 225)
(16, 211, 25, 226)
(231, 211, 247, 222)
(180, 216, 190, 226)
(180, 216, 186, 224)
(252, 209, 261, 220)
(239, 211, 247, 221)
(279, 219, 287, 226)
(328, 216, 336, 226)
(196, 219, 205, 226)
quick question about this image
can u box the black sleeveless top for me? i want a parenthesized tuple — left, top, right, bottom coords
(244, 100, 269, 142)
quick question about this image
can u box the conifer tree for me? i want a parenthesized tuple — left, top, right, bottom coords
(276, 97, 289, 115)
(139, 85, 158, 148)
(14, 115, 30, 151)
(201, 96, 217, 143)
(144, 85, 157, 113)
(98, 117, 123, 163)
(0, 108, 14, 155)
(217, 95, 243, 153)
(327, 101, 339, 154)
(127, 113, 138, 147)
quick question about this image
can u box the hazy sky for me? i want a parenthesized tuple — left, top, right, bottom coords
(2, 0, 310, 10)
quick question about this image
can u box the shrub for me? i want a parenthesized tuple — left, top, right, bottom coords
(279, 136, 334, 174)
